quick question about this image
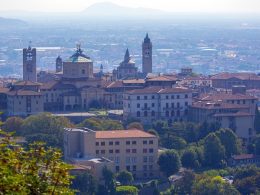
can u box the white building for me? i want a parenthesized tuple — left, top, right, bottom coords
(123, 87, 193, 124)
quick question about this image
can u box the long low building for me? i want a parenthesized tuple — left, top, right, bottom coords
(123, 87, 193, 124)
(190, 91, 257, 142)
(64, 128, 159, 179)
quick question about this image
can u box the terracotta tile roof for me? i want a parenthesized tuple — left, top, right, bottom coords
(211, 72, 260, 80)
(123, 79, 145, 84)
(7, 90, 42, 96)
(95, 129, 156, 139)
(146, 75, 178, 82)
(0, 87, 10, 93)
(106, 81, 124, 88)
(213, 112, 253, 117)
(126, 87, 191, 94)
(14, 80, 42, 86)
(41, 81, 75, 90)
(191, 101, 249, 110)
(198, 93, 257, 101)
(158, 87, 192, 94)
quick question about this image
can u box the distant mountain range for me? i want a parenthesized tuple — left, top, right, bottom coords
(0, 17, 27, 26)
(82, 2, 166, 18)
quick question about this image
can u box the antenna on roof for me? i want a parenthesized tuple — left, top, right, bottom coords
(28, 41, 32, 49)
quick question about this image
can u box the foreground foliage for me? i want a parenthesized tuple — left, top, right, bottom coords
(0, 130, 74, 194)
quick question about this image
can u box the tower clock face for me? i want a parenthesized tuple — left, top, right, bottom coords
(26, 52, 33, 61)
(145, 50, 150, 58)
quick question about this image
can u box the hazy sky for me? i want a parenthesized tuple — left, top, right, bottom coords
(0, 0, 260, 13)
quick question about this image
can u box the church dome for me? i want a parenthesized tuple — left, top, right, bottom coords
(67, 45, 92, 63)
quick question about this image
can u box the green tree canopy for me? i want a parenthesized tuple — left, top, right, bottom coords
(216, 128, 241, 158)
(127, 122, 144, 130)
(3, 117, 23, 135)
(71, 171, 96, 195)
(161, 136, 187, 150)
(116, 171, 134, 185)
(192, 175, 240, 195)
(158, 149, 181, 177)
(181, 148, 200, 169)
(21, 113, 74, 149)
(102, 166, 116, 195)
(116, 186, 138, 195)
(203, 133, 226, 168)
(78, 117, 123, 131)
(0, 130, 74, 194)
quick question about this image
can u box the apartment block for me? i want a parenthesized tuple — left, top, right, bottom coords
(64, 128, 159, 179)
(123, 87, 193, 124)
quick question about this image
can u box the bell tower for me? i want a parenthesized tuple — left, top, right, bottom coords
(23, 42, 37, 82)
(142, 33, 152, 74)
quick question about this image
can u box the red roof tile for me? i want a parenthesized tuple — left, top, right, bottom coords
(96, 129, 156, 139)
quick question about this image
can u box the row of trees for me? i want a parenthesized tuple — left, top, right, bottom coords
(158, 128, 242, 178)
(72, 167, 138, 195)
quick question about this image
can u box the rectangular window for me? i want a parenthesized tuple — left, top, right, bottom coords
(143, 165, 147, 171)
(177, 95, 180, 99)
(137, 96, 140, 100)
(126, 166, 130, 171)
(133, 165, 137, 171)
(149, 140, 153, 144)
(126, 141, 130, 145)
(185, 94, 188, 98)
(115, 149, 120, 153)
(132, 149, 137, 153)
(101, 142, 105, 146)
(96, 150, 99, 154)
(101, 150, 105, 154)
(144, 96, 147, 100)
(109, 141, 113, 146)
(149, 148, 154, 153)
(143, 149, 147, 153)
(116, 166, 120, 172)
(143, 140, 147, 145)
(132, 141, 137, 145)
(115, 141, 120, 145)
(126, 149, 131, 153)
(96, 142, 99, 146)
(143, 156, 148, 163)
(109, 150, 113, 154)
(166, 95, 169, 99)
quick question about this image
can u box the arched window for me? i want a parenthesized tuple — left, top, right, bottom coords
(137, 111, 140, 117)
(144, 111, 148, 117)
(177, 110, 180, 116)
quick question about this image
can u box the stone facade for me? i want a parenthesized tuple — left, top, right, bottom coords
(64, 128, 159, 179)
(142, 33, 152, 74)
(123, 87, 192, 124)
(23, 46, 37, 82)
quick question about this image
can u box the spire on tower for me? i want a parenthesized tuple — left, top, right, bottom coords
(144, 33, 150, 43)
(124, 48, 130, 62)
(28, 41, 32, 50)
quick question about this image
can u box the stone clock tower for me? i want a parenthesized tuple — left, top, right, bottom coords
(23, 44, 37, 82)
(142, 33, 152, 74)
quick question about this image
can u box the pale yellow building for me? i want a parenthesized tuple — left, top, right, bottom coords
(64, 128, 159, 179)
